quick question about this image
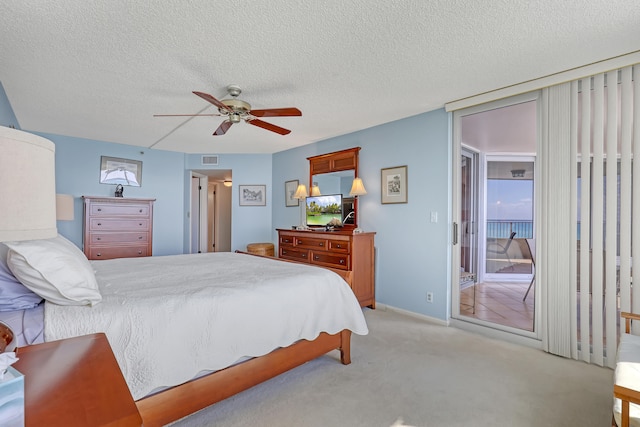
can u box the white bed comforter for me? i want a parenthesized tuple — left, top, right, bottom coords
(44, 252, 368, 400)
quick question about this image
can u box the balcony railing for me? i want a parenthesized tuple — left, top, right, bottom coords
(486, 220, 533, 239)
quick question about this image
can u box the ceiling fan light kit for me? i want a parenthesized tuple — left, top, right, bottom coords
(156, 85, 301, 137)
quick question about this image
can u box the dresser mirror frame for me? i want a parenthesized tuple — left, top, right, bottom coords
(307, 147, 360, 230)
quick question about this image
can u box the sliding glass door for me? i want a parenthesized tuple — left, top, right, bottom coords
(452, 93, 540, 337)
(484, 157, 534, 282)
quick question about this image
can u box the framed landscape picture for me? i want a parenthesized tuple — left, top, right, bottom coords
(381, 166, 408, 204)
(285, 180, 299, 207)
(239, 185, 266, 206)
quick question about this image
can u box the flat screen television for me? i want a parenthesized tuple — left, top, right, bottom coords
(306, 194, 343, 227)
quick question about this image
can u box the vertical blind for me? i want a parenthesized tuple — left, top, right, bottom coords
(543, 65, 638, 367)
(447, 54, 640, 367)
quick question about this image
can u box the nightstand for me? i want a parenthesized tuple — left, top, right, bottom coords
(14, 333, 141, 427)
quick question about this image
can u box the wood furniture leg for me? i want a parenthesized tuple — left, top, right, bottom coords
(136, 330, 352, 427)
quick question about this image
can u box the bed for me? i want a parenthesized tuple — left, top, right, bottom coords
(0, 236, 368, 426)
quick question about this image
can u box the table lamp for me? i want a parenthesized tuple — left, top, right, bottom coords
(349, 177, 367, 233)
(292, 184, 308, 229)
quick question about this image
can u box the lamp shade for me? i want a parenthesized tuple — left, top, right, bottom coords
(310, 184, 321, 196)
(349, 177, 367, 196)
(223, 180, 232, 187)
(56, 194, 75, 221)
(0, 126, 57, 241)
(293, 184, 308, 199)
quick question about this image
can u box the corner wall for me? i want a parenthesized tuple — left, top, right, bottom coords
(272, 110, 452, 321)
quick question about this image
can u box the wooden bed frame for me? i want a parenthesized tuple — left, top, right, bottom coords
(136, 330, 352, 426)
(135, 252, 358, 426)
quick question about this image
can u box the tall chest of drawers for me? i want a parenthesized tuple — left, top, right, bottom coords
(277, 229, 375, 308)
(83, 196, 155, 260)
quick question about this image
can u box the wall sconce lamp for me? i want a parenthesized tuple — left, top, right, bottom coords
(223, 180, 232, 187)
(349, 177, 367, 233)
(0, 125, 58, 363)
(0, 126, 57, 242)
(55, 194, 75, 221)
(292, 184, 308, 229)
(310, 183, 321, 196)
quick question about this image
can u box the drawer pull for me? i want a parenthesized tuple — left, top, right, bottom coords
(301, 253, 307, 258)
(318, 242, 324, 247)
(314, 255, 320, 260)
(298, 240, 304, 245)
(97, 222, 102, 226)
(335, 244, 341, 248)
(97, 208, 102, 212)
(138, 250, 142, 255)
(139, 223, 143, 226)
(339, 259, 345, 264)
(96, 237, 101, 241)
(138, 236, 143, 240)
(139, 209, 143, 213)
(96, 253, 102, 257)
(282, 250, 287, 255)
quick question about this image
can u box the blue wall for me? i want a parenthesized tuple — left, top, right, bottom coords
(43, 133, 185, 255)
(272, 111, 452, 320)
(2, 83, 453, 321)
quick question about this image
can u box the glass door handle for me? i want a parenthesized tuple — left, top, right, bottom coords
(452, 222, 458, 245)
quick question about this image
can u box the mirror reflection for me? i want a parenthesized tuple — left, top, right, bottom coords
(311, 170, 356, 225)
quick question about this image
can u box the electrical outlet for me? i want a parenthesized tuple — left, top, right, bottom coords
(426, 292, 434, 303)
(430, 211, 438, 223)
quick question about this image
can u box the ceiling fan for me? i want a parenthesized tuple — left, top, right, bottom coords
(154, 85, 302, 136)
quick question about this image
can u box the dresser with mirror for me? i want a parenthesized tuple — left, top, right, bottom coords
(277, 147, 375, 308)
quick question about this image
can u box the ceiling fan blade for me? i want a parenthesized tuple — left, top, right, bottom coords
(193, 91, 233, 112)
(213, 120, 233, 136)
(247, 119, 291, 135)
(153, 113, 222, 117)
(250, 108, 302, 117)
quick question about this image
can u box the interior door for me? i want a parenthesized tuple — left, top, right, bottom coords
(190, 176, 200, 253)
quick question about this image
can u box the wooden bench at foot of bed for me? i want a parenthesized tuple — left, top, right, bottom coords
(136, 329, 352, 427)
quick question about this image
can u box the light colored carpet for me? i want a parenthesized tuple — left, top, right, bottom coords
(172, 308, 613, 427)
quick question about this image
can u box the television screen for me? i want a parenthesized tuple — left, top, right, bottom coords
(306, 194, 343, 226)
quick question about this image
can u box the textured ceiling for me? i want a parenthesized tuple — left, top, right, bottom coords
(1, 1, 639, 154)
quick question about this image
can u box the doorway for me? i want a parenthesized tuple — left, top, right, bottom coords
(190, 170, 232, 253)
(452, 94, 539, 336)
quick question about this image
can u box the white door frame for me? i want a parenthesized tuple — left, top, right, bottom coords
(190, 172, 209, 254)
(480, 154, 535, 284)
(451, 92, 541, 341)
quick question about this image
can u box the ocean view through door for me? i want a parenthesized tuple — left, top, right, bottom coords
(453, 96, 538, 336)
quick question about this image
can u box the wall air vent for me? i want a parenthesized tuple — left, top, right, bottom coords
(201, 155, 219, 165)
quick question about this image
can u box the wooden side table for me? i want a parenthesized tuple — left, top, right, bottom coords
(14, 333, 142, 427)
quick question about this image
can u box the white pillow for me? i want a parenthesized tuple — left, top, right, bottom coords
(5, 235, 102, 306)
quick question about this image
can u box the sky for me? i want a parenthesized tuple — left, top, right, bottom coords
(486, 179, 533, 221)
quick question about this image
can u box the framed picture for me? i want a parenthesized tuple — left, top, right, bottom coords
(99, 156, 142, 187)
(285, 180, 299, 207)
(239, 185, 266, 206)
(381, 166, 408, 204)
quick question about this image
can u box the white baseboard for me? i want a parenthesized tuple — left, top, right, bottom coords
(373, 303, 449, 327)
